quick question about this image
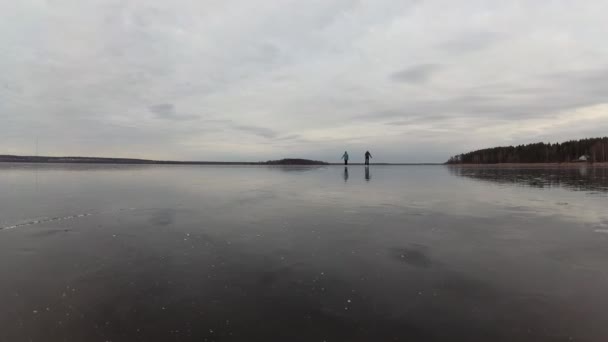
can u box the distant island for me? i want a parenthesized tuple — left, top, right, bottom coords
(0, 155, 329, 166)
(447, 137, 608, 164)
(263, 158, 328, 165)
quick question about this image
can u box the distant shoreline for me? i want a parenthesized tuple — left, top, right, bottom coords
(446, 137, 608, 164)
(0, 155, 337, 166)
(447, 162, 608, 168)
(6, 156, 606, 167)
(0, 155, 442, 166)
(0, 157, 258, 165)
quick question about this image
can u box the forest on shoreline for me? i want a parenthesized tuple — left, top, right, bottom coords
(447, 137, 608, 164)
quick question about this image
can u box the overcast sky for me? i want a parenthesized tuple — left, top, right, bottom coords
(1, 0, 607, 162)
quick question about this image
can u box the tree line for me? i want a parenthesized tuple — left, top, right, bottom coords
(446, 137, 608, 164)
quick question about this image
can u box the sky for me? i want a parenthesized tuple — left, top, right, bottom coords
(1, 0, 607, 163)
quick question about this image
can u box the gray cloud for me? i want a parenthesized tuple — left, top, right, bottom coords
(385, 115, 451, 126)
(438, 31, 503, 53)
(149, 103, 174, 116)
(363, 67, 608, 127)
(390, 64, 441, 84)
(149, 103, 198, 121)
(276, 134, 302, 141)
(231, 124, 279, 139)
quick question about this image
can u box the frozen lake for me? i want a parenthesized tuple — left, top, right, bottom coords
(1, 164, 607, 341)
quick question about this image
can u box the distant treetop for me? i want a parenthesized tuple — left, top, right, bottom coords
(263, 158, 328, 165)
(446, 137, 608, 164)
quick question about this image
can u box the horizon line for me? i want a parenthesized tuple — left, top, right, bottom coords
(0, 154, 442, 165)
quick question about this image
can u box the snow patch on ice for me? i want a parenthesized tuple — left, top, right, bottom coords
(0, 213, 93, 231)
(0, 208, 137, 232)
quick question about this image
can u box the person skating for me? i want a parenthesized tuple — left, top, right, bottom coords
(341, 151, 349, 165)
(364, 151, 372, 165)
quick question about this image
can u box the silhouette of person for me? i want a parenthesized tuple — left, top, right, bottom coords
(365, 166, 370, 181)
(344, 167, 349, 182)
(364, 151, 372, 165)
(341, 151, 349, 165)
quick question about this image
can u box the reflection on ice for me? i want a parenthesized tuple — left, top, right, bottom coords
(448, 165, 608, 193)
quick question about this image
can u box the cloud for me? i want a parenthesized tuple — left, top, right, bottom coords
(149, 103, 174, 116)
(276, 134, 302, 141)
(390, 64, 441, 84)
(231, 124, 279, 139)
(438, 31, 503, 53)
(149, 103, 198, 121)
